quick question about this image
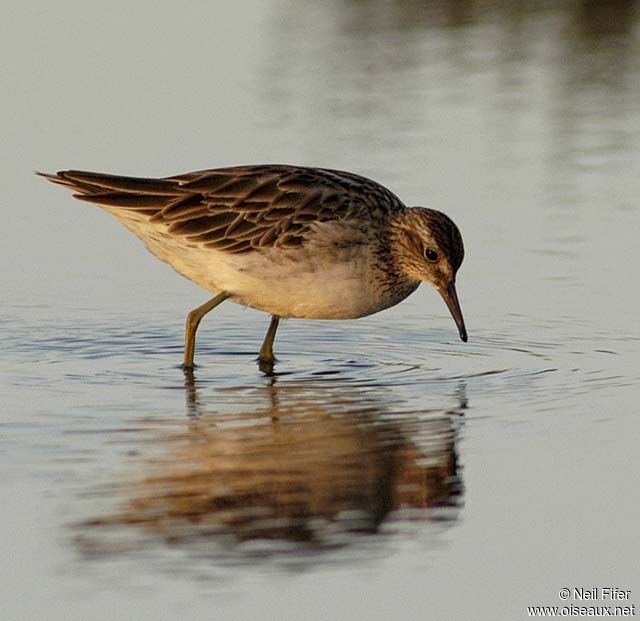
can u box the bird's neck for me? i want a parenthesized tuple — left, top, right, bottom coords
(368, 211, 421, 302)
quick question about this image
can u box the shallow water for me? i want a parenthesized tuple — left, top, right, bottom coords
(3, 1, 640, 619)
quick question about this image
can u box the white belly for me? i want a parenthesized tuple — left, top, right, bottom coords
(113, 212, 397, 319)
(219, 249, 380, 319)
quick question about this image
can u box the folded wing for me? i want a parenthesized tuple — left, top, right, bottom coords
(39, 165, 404, 254)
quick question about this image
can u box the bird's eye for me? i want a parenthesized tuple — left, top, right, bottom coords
(424, 248, 439, 263)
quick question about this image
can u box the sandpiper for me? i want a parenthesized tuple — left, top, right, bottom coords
(39, 165, 467, 371)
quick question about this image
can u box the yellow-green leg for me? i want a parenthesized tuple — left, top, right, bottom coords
(258, 315, 280, 374)
(183, 292, 230, 369)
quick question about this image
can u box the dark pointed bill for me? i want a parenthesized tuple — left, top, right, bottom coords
(439, 282, 468, 342)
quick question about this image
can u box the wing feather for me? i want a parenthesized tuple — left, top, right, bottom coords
(39, 165, 405, 254)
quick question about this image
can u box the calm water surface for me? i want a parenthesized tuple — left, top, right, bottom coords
(2, 2, 639, 619)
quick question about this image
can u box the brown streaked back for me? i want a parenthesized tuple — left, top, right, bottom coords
(38, 165, 406, 254)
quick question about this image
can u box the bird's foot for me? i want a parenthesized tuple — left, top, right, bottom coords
(257, 356, 277, 376)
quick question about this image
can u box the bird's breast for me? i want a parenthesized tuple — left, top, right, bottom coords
(224, 248, 400, 319)
(111, 212, 417, 319)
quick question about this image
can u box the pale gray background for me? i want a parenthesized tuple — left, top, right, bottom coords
(2, 1, 639, 620)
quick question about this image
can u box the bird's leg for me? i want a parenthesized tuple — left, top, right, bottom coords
(183, 292, 230, 369)
(258, 315, 280, 374)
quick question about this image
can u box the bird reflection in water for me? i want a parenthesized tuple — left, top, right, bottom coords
(76, 372, 465, 563)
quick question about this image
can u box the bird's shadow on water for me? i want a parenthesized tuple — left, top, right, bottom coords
(72, 366, 467, 573)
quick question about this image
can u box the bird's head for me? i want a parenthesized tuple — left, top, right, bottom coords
(390, 207, 467, 342)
